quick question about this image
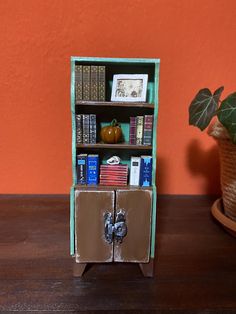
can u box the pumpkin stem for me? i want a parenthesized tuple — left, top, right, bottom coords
(111, 119, 119, 126)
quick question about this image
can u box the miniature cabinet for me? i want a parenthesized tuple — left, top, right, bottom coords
(70, 57, 160, 277)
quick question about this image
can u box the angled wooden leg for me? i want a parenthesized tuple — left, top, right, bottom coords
(73, 262, 87, 277)
(139, 258, 154, 277)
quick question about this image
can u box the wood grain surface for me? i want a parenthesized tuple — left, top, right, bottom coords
(0, 194, 236, 313)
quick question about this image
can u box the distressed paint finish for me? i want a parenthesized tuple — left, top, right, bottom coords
(75, 190, 114, 263)
(150, 62, 160, 258)
(70, 186, 75, 255)
(71, 59, 77, 185)
(114, 189, 152, 263)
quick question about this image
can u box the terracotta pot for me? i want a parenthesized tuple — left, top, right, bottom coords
(209, 122, 236, 221)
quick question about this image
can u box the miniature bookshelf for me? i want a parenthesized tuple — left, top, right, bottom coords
(70, 57, 160, 277)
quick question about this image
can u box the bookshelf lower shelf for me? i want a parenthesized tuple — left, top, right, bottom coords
(76, 143, 152, 150)
(75, 185, 153, 191)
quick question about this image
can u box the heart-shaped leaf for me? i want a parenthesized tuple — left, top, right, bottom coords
(217, 92, 236, 143)
(189, 86, 224, 130)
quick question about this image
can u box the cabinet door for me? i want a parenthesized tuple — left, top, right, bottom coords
(75, 190, 114, 263)
(114, 189, 152, 263)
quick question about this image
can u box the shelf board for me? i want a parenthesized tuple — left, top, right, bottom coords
(75, 185, 153, 191)
(76, 143, 152, 150)
(75, 101, 154, 109)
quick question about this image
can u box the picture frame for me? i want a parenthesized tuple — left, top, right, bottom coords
(111, 74, 148, 102)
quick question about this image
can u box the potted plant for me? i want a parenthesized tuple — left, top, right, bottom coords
(189, 87, 236, 233)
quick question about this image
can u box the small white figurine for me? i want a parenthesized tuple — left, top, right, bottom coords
(107, 156, 121, 165)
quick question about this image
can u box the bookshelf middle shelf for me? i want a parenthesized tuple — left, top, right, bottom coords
(75, 101, 155, 109)
(76, 143, 152, 150)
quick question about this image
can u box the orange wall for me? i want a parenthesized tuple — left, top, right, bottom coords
(0, 0, 236, 195)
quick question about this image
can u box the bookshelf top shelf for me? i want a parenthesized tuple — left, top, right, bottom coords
(76, 143, 152, 150)
(75, 101, 154, 109)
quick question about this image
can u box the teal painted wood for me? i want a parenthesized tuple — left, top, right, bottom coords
(150, 61, 160, 258)
(70, 56, 160, 259)
(71, 56, 160, 64)
(71, 59, 77, 185)
(70, 185, 75, 255)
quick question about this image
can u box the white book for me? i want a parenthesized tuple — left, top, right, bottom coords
(130, 157, 141, 186)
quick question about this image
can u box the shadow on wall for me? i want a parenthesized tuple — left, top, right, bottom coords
(186, 139, 221, 195)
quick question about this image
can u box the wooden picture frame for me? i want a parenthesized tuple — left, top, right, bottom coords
(111, 74, 148, 102)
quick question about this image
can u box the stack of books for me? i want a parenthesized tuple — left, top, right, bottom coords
(75, 65, 106, 102)
(129, 115, 153, 145)
(130, 156, 152, 187)
(99, 164, 128, 186)
(76, 114, 97, 144)
(77, 154, 99, 185)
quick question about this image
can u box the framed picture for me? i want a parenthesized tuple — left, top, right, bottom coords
(111, 74, 148, 102)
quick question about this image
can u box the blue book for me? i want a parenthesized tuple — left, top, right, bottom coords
(87, 154, 99, 185)
(140, 156, 152, 187)
(77, 154, 87, 185)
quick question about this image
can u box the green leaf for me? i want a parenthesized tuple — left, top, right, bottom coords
(189, 86, 224, 131)
(218, 92, 236, 143)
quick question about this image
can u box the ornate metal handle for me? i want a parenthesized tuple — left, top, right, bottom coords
(104, 212, 113, 244)
(114, 211, 127, 243)
(104, 211, 127, 244)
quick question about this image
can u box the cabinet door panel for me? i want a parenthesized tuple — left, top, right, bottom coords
(114, 189, 152, 263)
(75, 190, 114, 263)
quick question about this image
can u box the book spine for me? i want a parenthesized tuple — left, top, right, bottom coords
(129, 117, 137, 144)
(82, 114, 90, 144)
(77, 154, 87, 185)
(75, 114, 83, 144)
(98, 66, 106, 101)
(140, 156, 152, 187)
(82, 66, 90, 100)
(89, 114, 97, 144)
(75, 65, 83, 101)
(136, 116, 144, 145)
(87, 155, 99, 185)
(143, 115, 153, 146)
(130, 157, 141, 186)
(90, 66, 98, 101)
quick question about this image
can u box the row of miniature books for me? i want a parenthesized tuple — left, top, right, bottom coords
(75, 65, 106, 102)
(76, 114, 96, 144)
(77, 154, 152, 187)
(130, 115, 153, 146)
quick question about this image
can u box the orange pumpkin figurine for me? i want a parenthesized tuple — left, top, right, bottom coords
(100, 119, 123, 144)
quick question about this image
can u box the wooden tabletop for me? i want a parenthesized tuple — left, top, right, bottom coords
(0, 194, 236, 313)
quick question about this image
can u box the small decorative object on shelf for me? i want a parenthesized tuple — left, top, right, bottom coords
(107, 156, 121, 165)
(100, 119, 123, 144)
(111, 74, 148, 102)
(100, 164, 128, 186)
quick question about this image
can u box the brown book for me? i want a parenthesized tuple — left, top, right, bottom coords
(90, 66, 98, 101)
(75, 65, 83, 101)
(98, 66, 106, 101)
(82, 66, 90, 100)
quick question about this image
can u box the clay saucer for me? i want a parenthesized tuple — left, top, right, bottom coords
(211, 198, 236, 237)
